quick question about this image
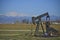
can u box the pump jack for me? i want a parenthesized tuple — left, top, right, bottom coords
(32, 12, 59, 37)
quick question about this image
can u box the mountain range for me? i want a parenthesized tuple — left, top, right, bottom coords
(0, 15, 60, 24)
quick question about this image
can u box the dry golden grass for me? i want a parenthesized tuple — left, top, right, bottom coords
(0, 24, 60, 40)
(0, 24, 36, 30)
(0, 23, 60, 30)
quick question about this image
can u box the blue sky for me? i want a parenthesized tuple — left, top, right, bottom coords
(0, 0, 60, 16)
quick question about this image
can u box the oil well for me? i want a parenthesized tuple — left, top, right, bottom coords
(32, 12, 60, 37)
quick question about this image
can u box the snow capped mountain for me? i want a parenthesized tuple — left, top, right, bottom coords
(0, 14, 60, 24)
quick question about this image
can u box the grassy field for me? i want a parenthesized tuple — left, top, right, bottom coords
(0, 24, 36, 30)
(0, 24, 60, 40)
(0, 24, 60, 30)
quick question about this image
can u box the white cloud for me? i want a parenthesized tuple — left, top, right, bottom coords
(2, 12, 31, 17)
(5, 12, 18, 17)
(0, 12, 37, 17)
